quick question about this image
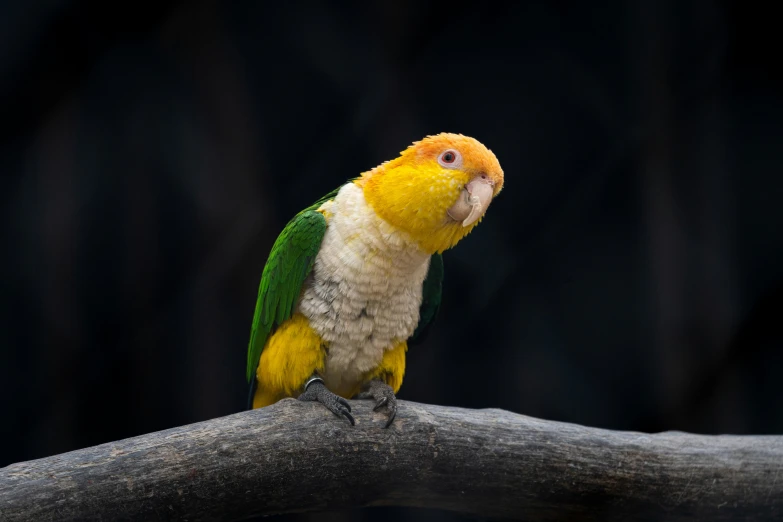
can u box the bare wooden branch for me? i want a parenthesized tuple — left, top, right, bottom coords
(1, 399, 782, 521)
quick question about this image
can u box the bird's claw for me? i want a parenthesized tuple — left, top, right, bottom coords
(298, 379, 355, 426)
(382, 403, 397, 429)
(365, 381, 397, 428)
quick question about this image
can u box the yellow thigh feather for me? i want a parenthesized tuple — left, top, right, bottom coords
(253, 314, 408, 409)
(366, 340, 407, 394)
(253, 313, 326, 409)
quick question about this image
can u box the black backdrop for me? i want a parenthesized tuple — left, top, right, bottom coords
(2, 1, 782, 521)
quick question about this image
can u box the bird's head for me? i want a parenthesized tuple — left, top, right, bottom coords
(358, 133, 504, 254)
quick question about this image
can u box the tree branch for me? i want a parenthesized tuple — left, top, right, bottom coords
(2, 399, 781, 521)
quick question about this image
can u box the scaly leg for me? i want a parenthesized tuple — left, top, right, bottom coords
(298, 376, 355, 426)
(357, 379, 397, 428)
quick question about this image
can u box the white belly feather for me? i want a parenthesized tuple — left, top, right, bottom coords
(297, 182, 431, 394)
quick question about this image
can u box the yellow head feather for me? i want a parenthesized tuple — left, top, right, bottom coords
(356, 133, 504, 254)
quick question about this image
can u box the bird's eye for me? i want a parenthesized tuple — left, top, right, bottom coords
(438, 149, 461, 168)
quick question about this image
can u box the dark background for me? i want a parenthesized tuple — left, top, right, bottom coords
(2, 1, 782, 520)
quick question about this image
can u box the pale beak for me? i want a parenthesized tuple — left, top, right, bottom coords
(447, 177, 495, 227)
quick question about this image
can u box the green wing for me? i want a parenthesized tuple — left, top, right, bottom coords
(409, 253, 444, 346)
(246, 187, 340, 386)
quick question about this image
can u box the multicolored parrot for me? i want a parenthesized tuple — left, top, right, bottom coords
(245, 133, 504, 427)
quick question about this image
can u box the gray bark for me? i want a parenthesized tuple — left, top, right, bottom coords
(1, 399, 782, 521)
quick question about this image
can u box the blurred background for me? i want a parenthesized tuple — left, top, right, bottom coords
(2, 0, 782, 520)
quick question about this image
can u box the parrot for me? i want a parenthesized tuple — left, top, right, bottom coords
(245, 132, 504, 427)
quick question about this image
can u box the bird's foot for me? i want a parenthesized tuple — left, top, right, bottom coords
(357, 380, 397, 428)
(298, 377, 354, 426)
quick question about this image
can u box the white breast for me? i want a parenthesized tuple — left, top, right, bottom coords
(297, 182, 431, 394)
